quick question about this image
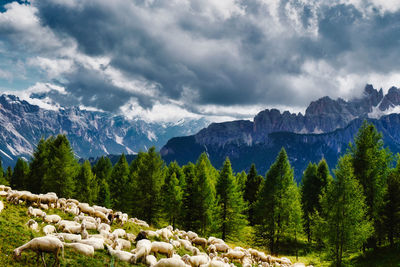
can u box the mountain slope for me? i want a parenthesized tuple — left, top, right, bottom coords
(161, 85, 400, 180)
(0, 94, 209, 167)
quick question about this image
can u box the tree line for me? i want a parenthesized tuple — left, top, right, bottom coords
(0, 121, 399, 266)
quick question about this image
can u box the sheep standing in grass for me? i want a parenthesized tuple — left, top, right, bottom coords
(63, 242, 94, 256)
(192, 237, 207, 249)
(151, 241, 174, 258)
(27, 206, 46, 218)
(78, 237, 105, 250)
(53, 233, 82, 242)
(13, 236, 64, 266)
(25, 219, 39, 232)
(44, 214, 62, 224)
(154, 257, 191, 267)
(106, 244, 136, 263)
(182, 254, 210, 267)
(43, 225, 57, 235)
(132, 239, 152, 263)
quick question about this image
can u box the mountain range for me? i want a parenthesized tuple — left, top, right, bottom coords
(161, 85, 400, 180)
(0, 94, 209, 167)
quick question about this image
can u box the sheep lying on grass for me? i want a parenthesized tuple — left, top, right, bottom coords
(13, 236, 64, 267)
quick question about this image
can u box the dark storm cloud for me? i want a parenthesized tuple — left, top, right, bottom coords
(2, 0, 400, 118)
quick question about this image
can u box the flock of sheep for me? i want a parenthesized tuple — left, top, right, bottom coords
(0, 184, 311, 267)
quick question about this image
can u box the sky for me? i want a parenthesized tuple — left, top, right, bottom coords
(0, 0, 400, 123)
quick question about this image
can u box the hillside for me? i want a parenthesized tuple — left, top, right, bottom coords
(0, 187, 312, 267)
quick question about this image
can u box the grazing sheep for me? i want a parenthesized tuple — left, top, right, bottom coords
(207, 245, 216, 254)
(74, 215, 97, 225)
(200, 259, 230, 267)
(0, 200, 3, 213)
(114, 238, 131, 250)
(157, 228, 174, 242)
(43, 225, 57, 235)
(132, 239, 152, 262)
(93, 210, 109, 223)
(192, 237, 207, 249)
(25, 219, 39, 232)
(170, 239, 181, 248)
(112, 228, 126, 238)
(186, 231, 198, 240)
(40, 203, 49, 210)
(44, 214, 62, 224)
(127, 233, 136, 242)
(13, 236, 64, 266)
(207, 237, 225, 245)
(146, 255, 158, 266)
(214, 243, 230, 253)
(81, 223, 89, 239)
(78, 237, 105, 250)
(129, 217, 150, 228)
(151, 241, 174, 258)
(223, 250, 246, 263)
(106, 244, 136, 263)
(27, 206, 46, 218)
(145, 230, 160, 238)
(54, 233, 82, 242)
(38, 193, 58, 206)
(182, 254, 209, 267)
(78, 203, 95, 216)
(57, 220, 80, 231)
(97, 222, 111, 233)
(63, 242, 94, 256)
(81, 219, 97, 230)
(154, 257, 191, 267)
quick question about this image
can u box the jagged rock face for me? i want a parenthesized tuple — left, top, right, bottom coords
(186, 84, 395, 147)
(0, 95, 209, 167)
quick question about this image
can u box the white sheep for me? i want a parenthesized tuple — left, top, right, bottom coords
(132, 239, 152, 262)
(223, 250, 246, 263)
(112, 228, 126, 238)
(182, 254, 210, 267)
(54, 233, 82, 242)
(154, 257, 191, 267)
(200, 259, 230, 267)
(170, 239, 181, 248)
(43, 225, 57, 235)
(57, 220, 80, 231)
(106, 244, 136, 263)
(13, 236, 64, 266)
(78, 237, 105, 250)
(186, 231, 198, 240)
(93, 210, 109, 223)
(114, 238, 131, 250)
(44, 214, 62, 224)
(27, 206, 46, 218)
(74, 214, 97, 225)
(25, 219, 39, 232)
(146, 254, 158, 266)
(214, 243, 230, 253)
(97, 222, 111, 232)
(151, 241, 174, 258)
(64, 242, 94, 256)
(157, 228, 174, 241)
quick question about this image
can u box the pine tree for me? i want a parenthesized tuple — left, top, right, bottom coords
(109, 154, 130, 211)
(42, 135, 78, 198)
(130, 147, 164, 225)
(28, 137, 51, 193)
(350, 120, 391, 246)
(75, 160, 98, 205)
(301, 159, 332, 243)
(5, 166, 12, 184)
(181, 163, 197, 230)
(235, 171, 247, 192)
(216, 158, 248, 240)
(383, 156, 400, 247)
(97, 179, 111, 208)
(192, 153, 217, 235)
(11, 158, 29, 190)
(92, 156, 113, 206)
(244, 163, 263, 225)
(162, 172, 183, 228)
(254, 148, 303, 255)
(0, 160, 8, 186)
(316, 154, 372, 267)
(93, 156, 112, 182)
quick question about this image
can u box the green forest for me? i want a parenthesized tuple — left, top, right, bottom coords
(1, 120, 400, 267)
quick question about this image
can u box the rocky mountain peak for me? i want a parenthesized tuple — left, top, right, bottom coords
(379, 86, 400, 111)
(0, 94, 40, 114)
